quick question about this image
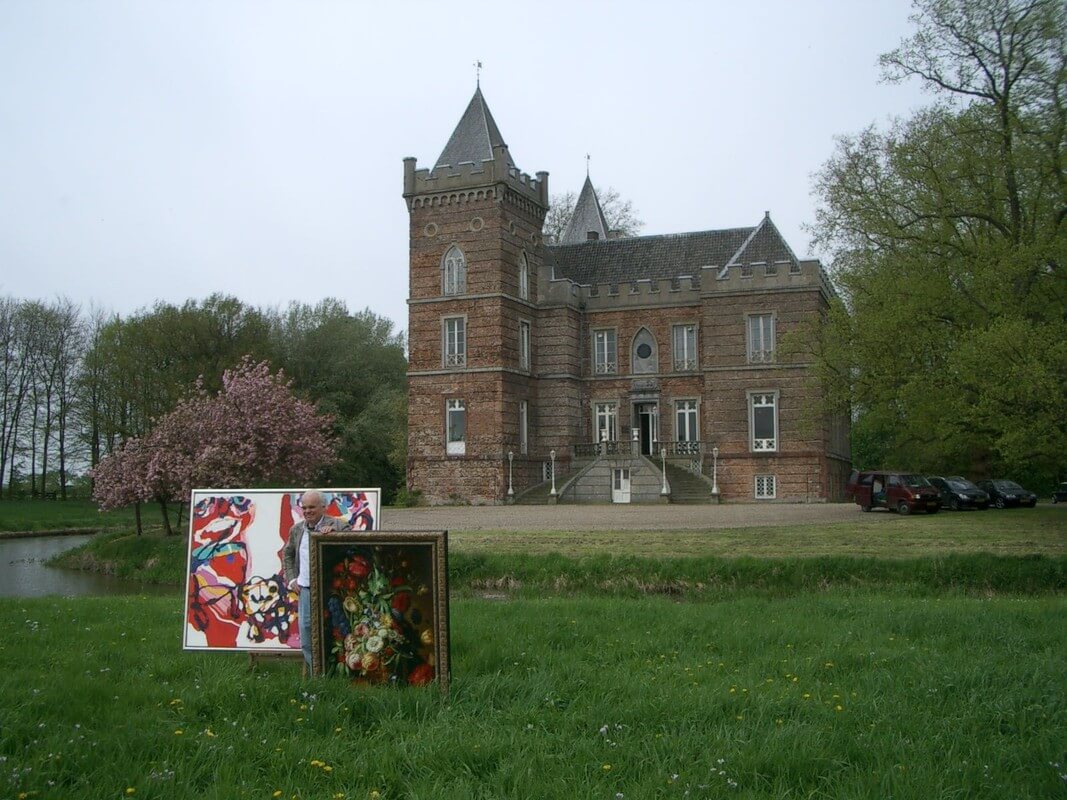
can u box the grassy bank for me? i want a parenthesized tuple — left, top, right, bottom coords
(0, 499, 144, 532)
(1, 593, 1064, 799)
(49, 529, 1067, 596)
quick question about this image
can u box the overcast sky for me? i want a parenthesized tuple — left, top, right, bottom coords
(0, 1, 931, 334)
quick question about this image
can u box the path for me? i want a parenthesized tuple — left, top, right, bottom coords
(380, 502, 880, 532)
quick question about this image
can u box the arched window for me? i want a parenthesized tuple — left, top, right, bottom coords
(442, 246, 466, 296)
(631, 327, 658, 374)
(518, 252, 529, 300)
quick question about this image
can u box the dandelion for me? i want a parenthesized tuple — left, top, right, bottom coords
(602, 763, 612, 771)
(835, 705, 843, 712)
(126, 789, 136, 796)
(174, 730, 183, 736)
(272, 792, 282, 798)
(369, 792, 381, 800)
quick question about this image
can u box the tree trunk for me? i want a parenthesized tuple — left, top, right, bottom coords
(159, 499, 173, 536)
(175, 501, 185, 532)
(134, 502, 142, 536)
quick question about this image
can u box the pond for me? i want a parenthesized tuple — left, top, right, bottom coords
(0, 535, 168, 598)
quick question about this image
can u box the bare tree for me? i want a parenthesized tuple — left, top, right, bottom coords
(543, 186, 644, 243)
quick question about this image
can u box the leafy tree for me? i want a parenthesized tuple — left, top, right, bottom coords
(543, 186, 644, 243)
(806, 0, 1066, 489)
(92, 358, 337, 534)
(268, 302, 408, 502)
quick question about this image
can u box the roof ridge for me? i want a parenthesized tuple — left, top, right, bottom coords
(549, 225, 755, 250)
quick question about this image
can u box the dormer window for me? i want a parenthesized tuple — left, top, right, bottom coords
(442, 246, 466, 295)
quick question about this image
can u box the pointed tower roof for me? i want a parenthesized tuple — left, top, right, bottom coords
(434, 87, 515, 170)
(560, 176, 610, 244)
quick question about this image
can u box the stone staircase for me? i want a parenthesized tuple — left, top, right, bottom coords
(664, 462, 719, 504)
(512, 462, 589, 504)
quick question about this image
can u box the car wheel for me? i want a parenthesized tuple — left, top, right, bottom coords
(950, 498, 960, 511)
(1054, 496, 1059, 504)
(1027, 501, 1037, 508)
(928, 506, 939, 514)
(995, 497, 1005, 509)
(861, 504, 871, 513)
(897, 501, 910, 515)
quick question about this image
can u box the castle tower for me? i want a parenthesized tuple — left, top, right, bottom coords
(403, 88, 549, 504)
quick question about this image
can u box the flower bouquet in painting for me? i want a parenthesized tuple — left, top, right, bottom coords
(314, 536, 446, 687)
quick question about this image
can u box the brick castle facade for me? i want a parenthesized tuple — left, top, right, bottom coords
(404, 88, 850, 505)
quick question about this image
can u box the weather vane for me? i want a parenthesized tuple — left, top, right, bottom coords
(586, 153, 591, 176)
(474, 60, 482, 87)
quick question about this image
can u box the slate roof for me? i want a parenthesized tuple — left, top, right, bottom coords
(435, 87, 515, 170)
(546, 227, 754, 285)
(560, 176, 609, 244)
(546, 214, 801, 286)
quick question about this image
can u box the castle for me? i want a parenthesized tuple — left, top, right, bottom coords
(403, 87, 850, 504)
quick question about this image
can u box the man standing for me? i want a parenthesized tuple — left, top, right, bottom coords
(283, 490, 348, 670)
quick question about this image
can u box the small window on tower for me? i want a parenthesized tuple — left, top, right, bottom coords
(442, 246, 466, 296)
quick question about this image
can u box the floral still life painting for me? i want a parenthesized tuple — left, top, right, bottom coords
(310, 531, 449, 689)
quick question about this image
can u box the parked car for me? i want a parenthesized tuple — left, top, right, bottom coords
(975, 479, 1038, 509)
(1052, 483, 1067, 504)
(927, 476, 990, 511)
(845, 470, 941, 514)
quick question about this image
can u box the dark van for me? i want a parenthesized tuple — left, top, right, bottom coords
(846, 470, 941, 514)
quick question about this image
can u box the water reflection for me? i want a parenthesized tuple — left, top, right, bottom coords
(0, 535, 171, 598)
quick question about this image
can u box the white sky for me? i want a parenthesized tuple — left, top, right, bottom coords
(0, 1, 931, 334)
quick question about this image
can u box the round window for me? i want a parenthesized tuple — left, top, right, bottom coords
(637, 343, 652, 359)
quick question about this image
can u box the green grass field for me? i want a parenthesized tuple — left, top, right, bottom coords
(0, 499, 144, 533)
(455, 507, 1067, 558)
(1, 593, 1064, 799)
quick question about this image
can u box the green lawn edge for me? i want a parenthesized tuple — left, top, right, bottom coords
(49, 529, 1067, 596)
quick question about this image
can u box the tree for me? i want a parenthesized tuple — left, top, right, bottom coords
(543, 186, 644, 243)
(92, 358, 337, 534)
(806, 0, 1066, 487)
(267, 301, 408, 502)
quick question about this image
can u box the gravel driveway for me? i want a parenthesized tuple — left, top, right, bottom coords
(380, 503, 880, 532)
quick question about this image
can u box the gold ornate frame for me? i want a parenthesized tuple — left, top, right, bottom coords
(309, 530, 450, 691)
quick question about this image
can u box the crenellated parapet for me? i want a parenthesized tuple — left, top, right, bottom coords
(704, 259, 835, 300)
(403, 145, 548, 212)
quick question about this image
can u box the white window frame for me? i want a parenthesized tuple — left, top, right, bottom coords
(747, 313, 775, 364)
(672, 323, 697, 371)
(593, 401, 618, 443)
(446, 398, 466, 456)
(442, 315, 467, 368)
(747, 390, 779, 452)
(442, 245, 466, 296)
(674, 399, 699, 443)
(593, 328, 617, 375)
(519, 319, 531, 372)
(518, 252, 529, 300)
(755, 474, 776, 499)
(519, 400, 528, 455)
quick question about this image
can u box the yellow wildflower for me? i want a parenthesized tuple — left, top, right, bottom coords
(174, 730, 183, 736)
(273, 792, 283, 798)
(126, 790, 136, 796)
(602, 763, 612, 771)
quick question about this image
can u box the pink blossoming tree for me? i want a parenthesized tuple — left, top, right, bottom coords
(92, 358, 337, 534)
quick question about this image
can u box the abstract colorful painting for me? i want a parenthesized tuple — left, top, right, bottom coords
(310, 531, 449, 689)
(182, 488, 381, 652)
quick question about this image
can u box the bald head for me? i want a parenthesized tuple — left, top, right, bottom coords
(300, 491, 326, 526)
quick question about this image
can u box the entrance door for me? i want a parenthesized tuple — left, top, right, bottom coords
(612, 468, 631, 503)
(635, 403, 658, 456)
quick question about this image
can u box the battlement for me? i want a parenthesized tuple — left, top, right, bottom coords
(703, 258, 835, 298)
(403, 146, 548, 207)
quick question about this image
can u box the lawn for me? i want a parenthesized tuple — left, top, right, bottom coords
(453, 507, 1067, 559)
(0, 499, 144, 533)
(1, 592, 1064, 799)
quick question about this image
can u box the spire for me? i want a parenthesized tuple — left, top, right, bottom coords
(560, 175, 609, 244)
(434, 87, 515, 170)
